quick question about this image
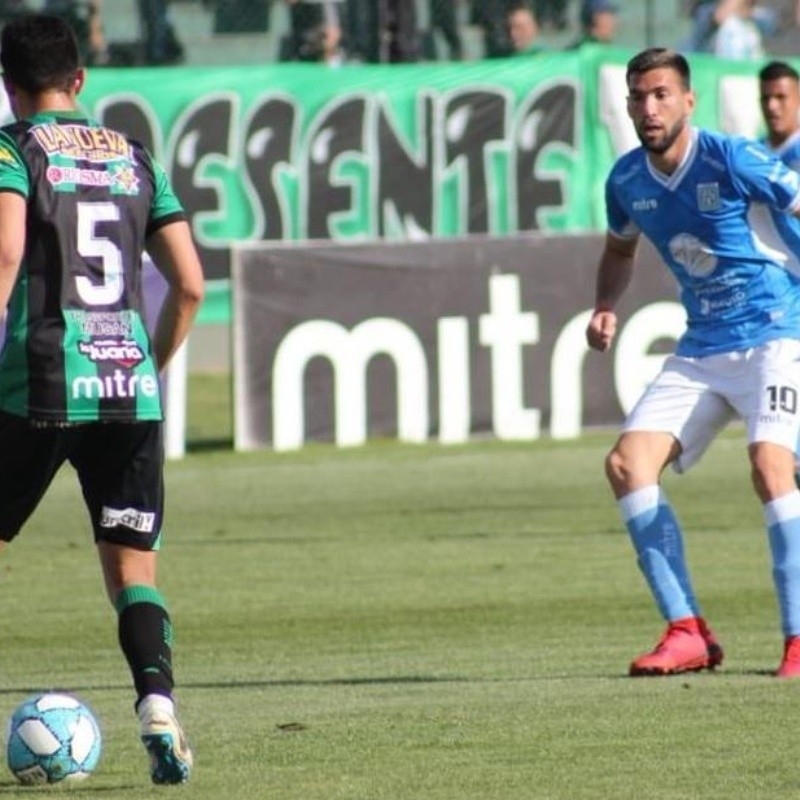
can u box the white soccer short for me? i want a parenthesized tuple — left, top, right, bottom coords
(623, 338, 800, 473)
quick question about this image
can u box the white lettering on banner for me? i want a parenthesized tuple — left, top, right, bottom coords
(614, 302, 685, 414)
(267, 274, 684, 451)
(437, 317, 470, 445)
(549, 303, 684, 438)
(718, 75, 761, 138)
(272, 318, 428, 451)
(270, 274, 541, 452)
(550, 309, 593, 440)
(598, 64, 637, 157)
(71, 370, 159, 400)
(478, 274, 540, 440)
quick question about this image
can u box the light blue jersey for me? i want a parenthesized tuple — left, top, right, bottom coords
(759, 129, 800, 283)
(606, 127, 800, 356)
(762, 128, 800, 172)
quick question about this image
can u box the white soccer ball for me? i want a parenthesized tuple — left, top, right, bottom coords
(6, 692, 102, 785)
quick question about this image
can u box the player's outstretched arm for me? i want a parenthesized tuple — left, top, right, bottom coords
(586, 232, 638, 353)
(146, 220, 205, 372)
(0, 191, 25, 314)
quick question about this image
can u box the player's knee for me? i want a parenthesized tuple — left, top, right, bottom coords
(749, 447, 795, 501)
(605, 447, 632, 492)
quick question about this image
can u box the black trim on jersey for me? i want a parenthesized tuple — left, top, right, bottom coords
(146, 211, 187, 239)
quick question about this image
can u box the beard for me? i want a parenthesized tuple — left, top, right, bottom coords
(636, 115, 687, 154)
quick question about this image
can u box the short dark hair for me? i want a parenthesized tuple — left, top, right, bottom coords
(506, 2, 536, 16)
(0, 14, 79, 94)
(581, 1, 618, 27)
(626, 48, 691, 91)
(759, 60, 800, 84)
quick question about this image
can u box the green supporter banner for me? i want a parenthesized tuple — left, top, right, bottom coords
(73, 47, 781, 309)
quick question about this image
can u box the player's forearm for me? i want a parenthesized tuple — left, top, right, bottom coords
(0, 257, 21, 314)
(152, 287, 202, 372)
(145, 220, 205, 371)
(594, 234, 637, 311)
(594, 253, 634, 312)
(0, 192, 26, 312)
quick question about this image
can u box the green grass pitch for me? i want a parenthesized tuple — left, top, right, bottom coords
(0, 381, 795, 798)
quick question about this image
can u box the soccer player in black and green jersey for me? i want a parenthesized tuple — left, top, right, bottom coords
(0, 14, 204, 784)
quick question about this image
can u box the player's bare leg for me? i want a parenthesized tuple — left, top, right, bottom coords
(608, 432, 723, 676)
(750, 442, 800, 677)
(98, 542, 192, 782)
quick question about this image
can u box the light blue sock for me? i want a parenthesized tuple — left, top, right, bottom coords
(764, 492, 800, 637)
(618, 485, 700, 621)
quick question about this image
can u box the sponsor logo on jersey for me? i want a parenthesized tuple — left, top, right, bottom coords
(698, 289, 746, 316)
(0, 146, 15, 163)
(67, 310, 134, 337)
(100, 506, 156, 533)
(31, 123, 133, 163)
(632, 198, 658, 212)
(78, 338, 145, 368)
(47, 165, 115, 188)
(71, 370, 159, 400)
(110, 165, 140, 194)
(46, 164, 140, 194)
(669, 232, 718, 277)
(697, 182, 721, 212)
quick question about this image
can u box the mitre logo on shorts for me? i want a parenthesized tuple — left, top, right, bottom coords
(100, 506, 156, 533)
(78, 338, 145, 368)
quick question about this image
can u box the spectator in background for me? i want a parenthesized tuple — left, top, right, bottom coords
(44, 0, 108, 65)
(342, 0, 370, 60)
(289, 0, 414, 63)
(758, 60, 800, 168)
(138, 0, 184, 64)
(534, 0, 569, 29)
(471, 0, 512, 57)
(713, 0, 764, 58)
(381, 0, 419, 61)
(681, 0, 721, 51)
(507, 3, 545, 56)
(429, 0, 463, 60)
(569, 0, 618, 47)
(319, 16, 346, 64)
(682, 0, 775, 52)
(283, 0, 341, 61)
(297, 12, 346, 63)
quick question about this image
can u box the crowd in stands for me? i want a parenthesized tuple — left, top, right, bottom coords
(0, 0, 184, 64)
(1, 0, 799, 67)
(276, 0, 799, 64)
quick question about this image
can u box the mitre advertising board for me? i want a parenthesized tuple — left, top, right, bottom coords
(232, 234, 683, 452)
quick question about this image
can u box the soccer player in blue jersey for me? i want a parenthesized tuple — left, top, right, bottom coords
(759, 61, 800, 170)
(0, 15, 204, 779)
(586, 47, 800, 678)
